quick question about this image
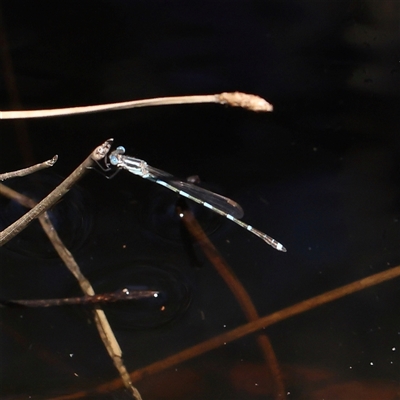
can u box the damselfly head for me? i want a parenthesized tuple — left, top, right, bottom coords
(109, 146, 126, 166)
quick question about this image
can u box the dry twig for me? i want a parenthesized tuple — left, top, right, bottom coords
(0, 155, 58, 181)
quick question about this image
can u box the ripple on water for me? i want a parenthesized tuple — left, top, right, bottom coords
(88, 262, 192, 330)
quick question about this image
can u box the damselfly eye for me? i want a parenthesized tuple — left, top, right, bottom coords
(109, 154, 119, 165)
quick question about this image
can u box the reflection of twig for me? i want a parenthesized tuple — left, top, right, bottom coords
(177, 207, 285, 399)
(56, 263, 400, 399)
(0, 146, 142, 400)
(0, 289, 158, 308)
(0, 92, 273, 119)
(0, 139, 112, 246)
(0, 155, 58, 181)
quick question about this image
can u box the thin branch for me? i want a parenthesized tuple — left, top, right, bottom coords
(0, 92, 273, 119)
(52, 263, 400, 399)
(0, 155, 58, 181)
(177, 207, 285, 400)
(0, 138, 113, 246)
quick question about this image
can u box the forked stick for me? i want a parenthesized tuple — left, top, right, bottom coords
(0, 138, 112, 246)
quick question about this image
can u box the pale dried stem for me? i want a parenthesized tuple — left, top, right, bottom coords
(0, 92, 273, 119)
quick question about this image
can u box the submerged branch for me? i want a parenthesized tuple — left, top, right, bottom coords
(0, 289, 158, 308)
(177, 206, 286, 399)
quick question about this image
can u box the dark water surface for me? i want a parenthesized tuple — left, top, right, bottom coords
(1, 1, 399, 399)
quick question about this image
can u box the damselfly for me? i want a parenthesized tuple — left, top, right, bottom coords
(109, 146, 286, 252)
